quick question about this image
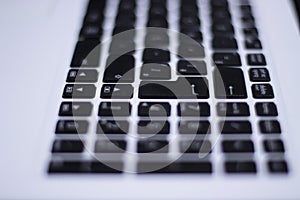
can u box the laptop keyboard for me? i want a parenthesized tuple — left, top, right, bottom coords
(48, 0, 289, 174)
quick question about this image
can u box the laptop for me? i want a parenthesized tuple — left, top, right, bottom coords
(1, 0, 300, 199)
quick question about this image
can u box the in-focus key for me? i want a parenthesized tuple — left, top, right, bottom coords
(63, 84, 96, 99)
(100, 84, 133, 99)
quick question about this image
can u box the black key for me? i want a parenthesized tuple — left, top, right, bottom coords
(241, 16, 256, 28)
(211, 0, 228, 8)
(220, 121, 252, 134)
(100, 84, 133, 99)
(252, 84, 274, 99)
(139, 77, 209, 99)
(178, 102, 210, 117)
(243, 28, 258, 37)
(140, 63, 171, 80)
(213, 53, 241, 67)
(255, 102, 278, 116)
(138, 102, 170, 117)
(179, 121, 211, 134)
(137, 162, 212, 173)
(70, 40, 100, 67)
(180, 16, 200, 27)
(95, 140, 127, 153)
(178, 42, 205, 58)
(66, 69, 98, 83)
(222, 140, 254, 153)
(138, 121, 170, 134)
(180, 140, 211, 153)
(268, 161, 289, 173)
(212, 22, 234, 34)
(119, 0, 136, 11)
(98, 102, 131, 116)
(180, 29, 203, 43)
(149, 4, 167, 17)
(113, 26, 135, 36)
(137, 140, 168, 153)
(145, 32, 169, 47)
(147, 17, 168, 28)
(249, 68, 270, 82)
(211, 9, 231, 21)
(213, 37, 238, 49)
(217, 102, 250, 116)
(84, 1, 105, 25)
(79, 24, 102, 40)
(48, 161, 123, 173)
(52, 140, 84, 153)
(214, 68, 247, 99)
(103, 55, 135, 83)
(264, 140, 285, 153)
(245, 38, 262, 49)
(55, 120, 88, 134)
(247, 53, 266, 66)
(63, 84, 96, 99)
(259, 120, 281, 134)
(59, 102, 92, 116)
(115, 15, 136, 27)
(225, 161, 257, 173)
(240, 5, 252, 16)
(109, 39, 135, 55)
(177, 60, 207, 75)
(97, 120, 129, 134)
(143, 49, 170, 63)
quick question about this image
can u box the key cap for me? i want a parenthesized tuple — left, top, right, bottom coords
(222, 140, 254, 153)
(177, 60, 207, 75)
(178, 42, 205, 58)
(217, 102, 250, 116)
(138, 102, 171, 117)
(115, 15, 136, 28)
(211, 0, 228, 8)
(138, 121, 170, 135)
(98, 102, 131, 116)
(213, 53, 241, 67)
(180, 140, 211, 153)
(143, 48, 170, 63)
(259, 120, 281, 134)
(245, 38, 262, 49)
(95, 140, 127, 153)
(149, 4, 167, 17)
(243, 28, 258, 37)
(66, 69, 98, 83)
(137, 162, 212, 173)
(213, 37, 238, 49)
(55, 120, 88, 134)
(59, 102, 92, 116)
(178, 102, 210, 117)
(70, 40, 100, 67)
(84, 1, 105, 25)
(145, 32, 169, 47)
(147, 17, 168, 28)
(140, 63, 171, 80)
(225, 161, 257, 173)
(268, 161, 288, 173)
(52, 140, 84, 153)
(79, 24, 102, 40)
(103, 55, 135, 83)
(137, 140, 168, 153)
(220, 121, 252, 134)
(252, 84, 274, 99)
(100, 84, 133, 99)
(211, 9, 231, 21)
(63, 84, 96, 99)
(247, 54, 266, 66)
(249, 68, 270, 82)
(109, 39, 135, 55)
(139, 77, 209, 99)
(212, 22, 234, 34)
(180, 16, 200, 27)
(264, 140, 285, 153)
(97, 120, 129, 134)
(180, 29, 203, 43)
(179, 121, 211, 134)
(255, 102, 278, 116)
(214, 68, 247, 99)
(112, 26, 135, 36)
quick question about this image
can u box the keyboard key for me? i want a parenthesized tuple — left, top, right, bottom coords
(249, 68, 270, 82)
(213, 53, 241, 67)
(98, 102, 131, 116)
(268, 161, 289, 173)
(178, 102, 210, 117)
(243, 28, 258, 37)
(220, 121, 252, 134)
(180, 29, 203, 43)
(100, 84, 133, 99)
(145, 32, 169, 47)
(222, 140, 254, 153)
(212, 37, 238, 49)
(180, 140, 211, 153)
(84, 1, 106, 25)
(180, 16, 200, 27)
(179, 121, 211, 134)
(214, 68, 247, 99)
(217, 102, 250, 116)
(247, 54, 266, 66)
(97, 120, 129, 134)
(70, 40, 100, 67)
(147, 17, 168, 28)
(137, 140, 168, 153)
(140, 63, 171, 80)
(252, 84, 274, 99)
(95, 140, 127, 153)
(177, 60, 207, 75)
(264, 140, 285, 153)
(178, 42, 205, 58)
(52, 140, 84, 153)
(103, 55, 135, 83)
(255, 102, 278, 116)
(55, 120, 88, 134)
(66, 69, 98, 83)
(143, 48, 170, 63)
(59, 102, 93, 116)
(212, 22, 234, 34)
(63, 84, 96, 99)
(211, 0, 228, 8)
(138, 102, 170, 117)
(259, 120, 281, 134)
(225, 161, 257, 173)
(109, 39, 135, 55)
(138, 121, 170, 134)
(79, 24, 102, 40)
(137, 162, 212, 173)
(245, 38, 262, 49)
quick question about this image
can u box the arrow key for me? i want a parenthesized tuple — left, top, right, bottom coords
(100, 84, 133, 99)
(63, 84, 96, 99)
(66, 69, 98, 83)
(59, 102, 93, 116)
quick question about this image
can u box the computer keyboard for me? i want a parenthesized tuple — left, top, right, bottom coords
(48, 0, 289, 174)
